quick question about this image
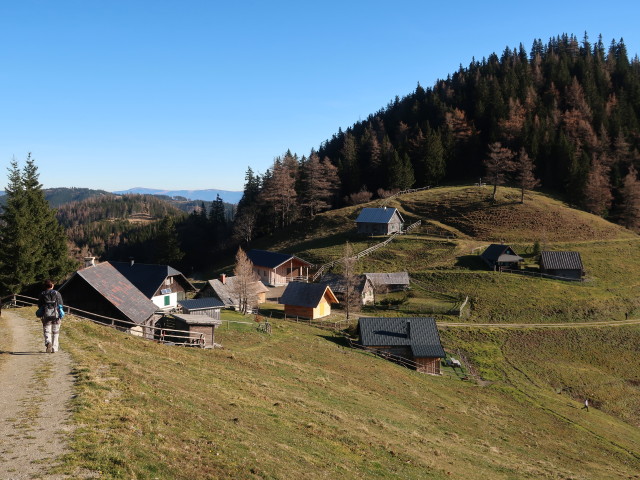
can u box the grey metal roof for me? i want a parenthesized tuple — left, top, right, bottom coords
(279, 282, 338, 308)
(172, 313, 222, 326)
(358, 317, 445, 358)
(110, 261, 195, 298)
(540, 251, 584, 271)
(63, 262, 158, 324)
(319, 273, 370, 295)
(204, 277, 268, 307)
(178, 298, 225, 311)
(363, 272, 410, 286)
(246, 249, 312, 269)
(355, 207, 404, 224)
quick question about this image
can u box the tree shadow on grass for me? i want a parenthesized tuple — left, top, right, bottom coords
(455, 255, 488, 270)
(318, 334, 352, 348)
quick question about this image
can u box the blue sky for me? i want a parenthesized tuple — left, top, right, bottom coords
(1, 1, 639, 192)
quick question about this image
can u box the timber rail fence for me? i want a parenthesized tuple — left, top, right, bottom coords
(311, 220, 423, 282)
(380, 185, 432, 207)
(0, 293, 257, 347)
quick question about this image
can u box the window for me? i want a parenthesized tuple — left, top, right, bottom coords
(164, 295, 170, 306)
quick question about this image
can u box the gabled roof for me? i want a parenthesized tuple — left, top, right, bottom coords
(60, 262, 157, 325)
(363, 272, 410, 286)
(540, 251, 584, 271)
(178, 297, 225, 311)
(319, 273, 371, 295)
(246, 249, 312, 269)
(480, 244, 523, 263)
(355, 207, 404, 224)
(110, 261, 195, 298)
(204, 277, 269, 307)
(279, 282, 338, 308)
(358, 317, 445, 358)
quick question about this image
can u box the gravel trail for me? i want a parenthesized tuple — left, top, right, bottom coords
(0, 309, 75, 480)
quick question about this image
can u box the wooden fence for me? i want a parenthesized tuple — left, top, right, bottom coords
(380, 186, 432, 206)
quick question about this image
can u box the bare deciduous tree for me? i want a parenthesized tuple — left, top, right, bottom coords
(484, 142, 515, 201)
(514, 148, 540, 203)
(341, 242, 359, 321)
(621, 166, 640, 230)
(583, 155, 612, 216)
(231, 247, 260, 315)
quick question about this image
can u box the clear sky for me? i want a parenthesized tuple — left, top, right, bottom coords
(1, 0, 639, 192)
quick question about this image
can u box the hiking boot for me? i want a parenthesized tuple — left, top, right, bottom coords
(45, 342, 53, 353)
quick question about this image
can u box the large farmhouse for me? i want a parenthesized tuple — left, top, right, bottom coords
(59, 261, 159, 336)
(279, 282, 338, 319)
(247, 249, 312, 286)
(110, 261, 196, 310)
(358, 317, 446, 375)
(355, 207, 404, 235)
(539, 251, 584, 280)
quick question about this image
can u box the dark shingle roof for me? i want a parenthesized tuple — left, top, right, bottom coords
(279, 282, 338, 308)
(363, 272, 410, 286)
(246, 250, 312, 269)
(64, 262, 158, 324)
(540, 251, 584, 271)
(204, 277, 268, 307)
(178, 298, 225, 311)
(110, 261, 195, 298)
(358, 317, 445, 358)
(319, 273, 370, 295)
(480, 244, 522, 263)
(355, 207, 404, 224)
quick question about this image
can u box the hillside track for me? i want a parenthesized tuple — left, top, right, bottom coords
(438, 318, 640, 328)
(0, 310, 75, 479)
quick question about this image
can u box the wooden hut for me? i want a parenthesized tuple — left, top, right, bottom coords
(279, 282, 338, 319)
(363, 272, 410, 293)
(539, 251, 584, 280)
(480, 244, 524, 271)
(358, 317, 445, 375)
(355, 207, 404, 235)
(199, 274, 268, 309)
(247, 249, 312, 286)
(319, 273, 374, 305)
(158, 313, 222, 347)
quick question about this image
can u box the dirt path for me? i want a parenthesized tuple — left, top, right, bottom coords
(0, 309, 75, 480)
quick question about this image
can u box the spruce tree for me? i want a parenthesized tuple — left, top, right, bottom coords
(0, 154, 75, 294)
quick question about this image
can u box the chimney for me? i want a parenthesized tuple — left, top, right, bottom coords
(83, 256, 95, 268)
(129, 257, 135, 267)
(406, 320, 411, 340)
(220, 273, 226, 285)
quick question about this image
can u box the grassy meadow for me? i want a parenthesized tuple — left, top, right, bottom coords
(9, 185, 640, 478)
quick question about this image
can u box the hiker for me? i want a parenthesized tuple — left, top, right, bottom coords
(37, 279, 64, 353)
(581, 398, 589, 412)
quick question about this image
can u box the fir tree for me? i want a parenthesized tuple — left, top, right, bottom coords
(155, 216, 184, 266)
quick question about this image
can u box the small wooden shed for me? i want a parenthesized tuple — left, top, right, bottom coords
(363, 272, 410, 293)
(177, 297, 224, 319)
(319, 273, 374, 305)
(163, 313, 222, 347)
(199, 275, 268, 309)
(355, 207, 404, 235)
(480, 244, 524, 271)
(539, 251, 584, 280)
(279, 282, 339, 319)
(358, 317, 446, 375)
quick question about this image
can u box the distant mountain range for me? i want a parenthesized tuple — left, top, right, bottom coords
(113, 187, 243, 204)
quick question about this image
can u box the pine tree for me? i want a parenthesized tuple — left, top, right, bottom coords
(0, 154, 75, 294)
(155, 216, 184, 266)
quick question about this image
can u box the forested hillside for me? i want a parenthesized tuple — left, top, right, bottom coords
(235, 34, 640, 242)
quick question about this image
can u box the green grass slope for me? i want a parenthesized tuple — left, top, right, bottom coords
(36, 312, 639, 479)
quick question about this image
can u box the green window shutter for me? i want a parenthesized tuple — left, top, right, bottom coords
(164, 295, 170, 306)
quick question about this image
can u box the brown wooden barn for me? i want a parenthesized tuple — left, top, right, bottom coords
(247, 249, 312, 286)
(177, 297, 224, 319)
(319, 273, 374, 305)
(480, 244, 524, 271)
(199, 274, 268, 309)
(279, 282, 338, 319)
(539, 251, 584, 280)
(357, 317, 446, 375)
(59, 262, 159, 337)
